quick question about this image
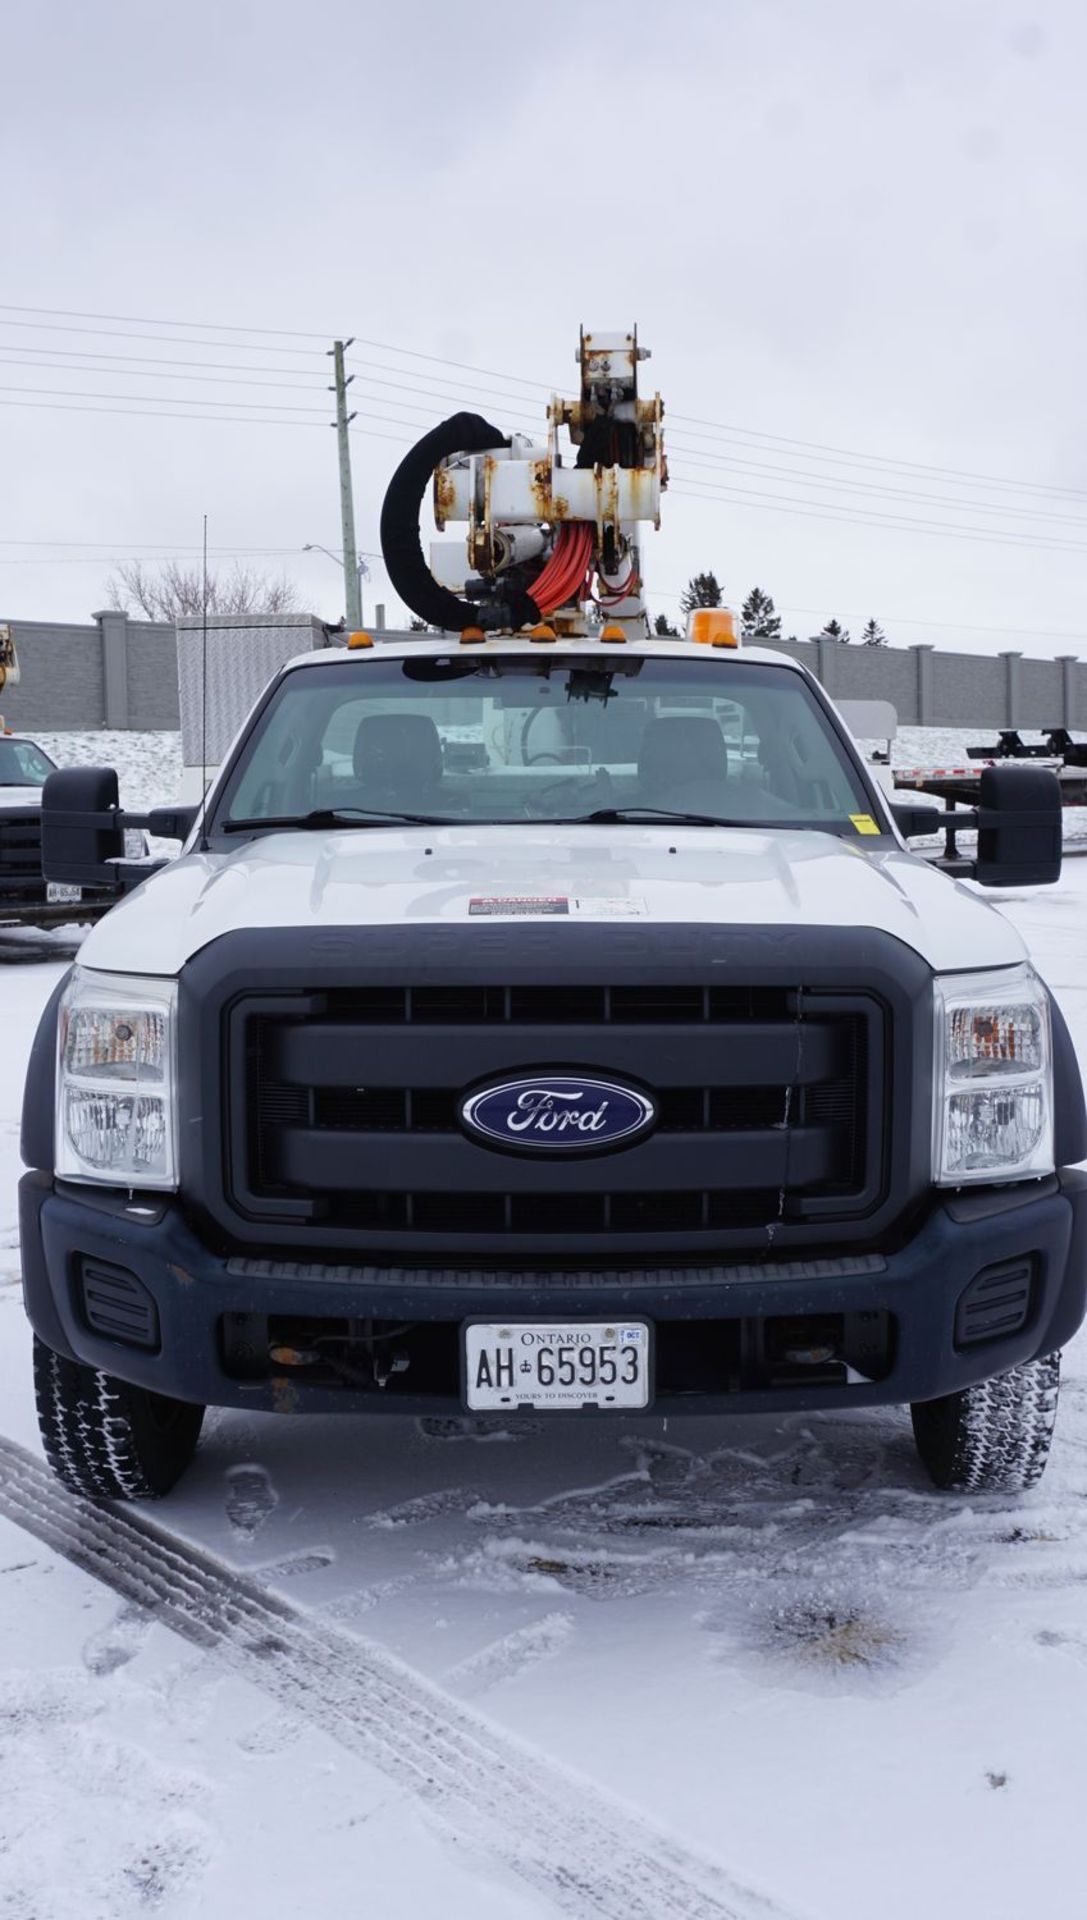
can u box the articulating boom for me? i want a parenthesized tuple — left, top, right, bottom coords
(379, 327, 666, 638)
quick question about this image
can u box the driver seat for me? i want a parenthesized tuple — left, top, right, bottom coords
(637, 716, 729, 803)
(352, 713, 444, 811)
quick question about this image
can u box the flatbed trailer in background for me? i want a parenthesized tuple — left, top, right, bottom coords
(893, 725, 1087, 809)
(894, 761, 1087, 808)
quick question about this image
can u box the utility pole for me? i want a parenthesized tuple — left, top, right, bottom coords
(328, 339, 363, 629)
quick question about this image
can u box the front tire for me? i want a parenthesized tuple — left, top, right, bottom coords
(911, 1352, 1060, 1492)
(33, 1336, 204, 1500)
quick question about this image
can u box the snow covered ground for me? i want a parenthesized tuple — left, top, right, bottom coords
(2, 741, 1087, 1919)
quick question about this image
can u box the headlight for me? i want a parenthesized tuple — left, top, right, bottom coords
(56, 968, 178, 1188)
(933, 965, 1053, 1184)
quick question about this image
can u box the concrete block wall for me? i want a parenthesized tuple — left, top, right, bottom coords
(0, 612, 177, 733)
(762, 636, 1086, 729)
(2, 609, 1086, 737)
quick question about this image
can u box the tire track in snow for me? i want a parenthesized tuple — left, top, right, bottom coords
(0, 1435, 798, 1920)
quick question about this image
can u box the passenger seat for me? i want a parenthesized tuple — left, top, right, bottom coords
(637, 715, 730, 804)
(352, 713, 444, 812)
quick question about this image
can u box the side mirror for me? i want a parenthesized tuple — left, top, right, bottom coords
(975, 764, 1062, 888)
(146, 805, 199, 842)
(890, 802, 941, 841)
(41, 767, 125, 891)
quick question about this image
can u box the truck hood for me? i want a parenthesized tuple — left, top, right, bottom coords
(0, 787, 41, 811)
(77, 824, 1026, 977)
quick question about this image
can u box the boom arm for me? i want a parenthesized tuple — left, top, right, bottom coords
(379, 327, 666, 639)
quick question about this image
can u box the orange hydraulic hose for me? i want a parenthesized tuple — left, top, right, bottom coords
(530, 522, 594, 616)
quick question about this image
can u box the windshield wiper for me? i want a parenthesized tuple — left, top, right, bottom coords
(221, 806, 449, 834)
(565, 806, 758, 828)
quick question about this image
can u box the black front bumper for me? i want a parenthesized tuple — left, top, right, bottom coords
(20, 1168, 1087, 1418)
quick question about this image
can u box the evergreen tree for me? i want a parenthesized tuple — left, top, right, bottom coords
(819, 618, 851, 644)
(861, 617, 887, 647)
(741, 586, 782, 643)
(654, 612, 680, 636)
(679, 571, 724, 619)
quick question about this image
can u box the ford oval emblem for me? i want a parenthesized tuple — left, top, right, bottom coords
(459, 1074, 657, 1155)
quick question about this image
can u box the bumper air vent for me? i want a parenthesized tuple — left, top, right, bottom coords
(954, 1258, 1035, 1348)
(80, 1258, 161, 1351)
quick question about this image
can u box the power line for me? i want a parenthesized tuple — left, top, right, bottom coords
(0, 302, 333, 341)
(0, 354, 332, 394)
(0, 342, 542, 419)
(0, 345, 330, 380)
(0, 379, 526, 437)
(5, 341, 1080, 531)
(668, 412, 1087, 502)
(0, 348, 541, 433)
(667, 447, 1087, 530)
(6, 336, 1078, 528)
(670, 481, 1087, 555)
(0, 318, 325, 357)
(0, 382, 332, 415)
(4, 386, 1086, 558)
(4, 320, 1087, 559)
(0, 538, 384, 554)
(5, 302, 1085, 508)
(0, 554, 330, 567)
(0, 394, 415, 441)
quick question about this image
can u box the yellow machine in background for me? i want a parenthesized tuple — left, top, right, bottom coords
(0, 624, 18, 733)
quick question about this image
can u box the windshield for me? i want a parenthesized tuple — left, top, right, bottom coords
(0, 738, 55, 787)
(215, 654, 877, 832)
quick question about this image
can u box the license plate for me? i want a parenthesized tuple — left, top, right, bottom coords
(46, 883, 82, 904)
(464, 1320, 652, 1411)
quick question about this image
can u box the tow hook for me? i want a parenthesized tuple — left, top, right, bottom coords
(374, 1349, 410, 1389)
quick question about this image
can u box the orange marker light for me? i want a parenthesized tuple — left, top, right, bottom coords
(529, 623, 557, 643)
(459, 626, 486, 645)
(600, 623, 627, 642)
(689, 609, 739, 647)
(347, 630, 374, 649)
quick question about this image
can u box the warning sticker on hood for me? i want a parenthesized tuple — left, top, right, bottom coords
(469, 896, 569, 916)
(467, 895, 648, 919)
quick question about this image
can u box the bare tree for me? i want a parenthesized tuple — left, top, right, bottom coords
(105, 559, 302, 622)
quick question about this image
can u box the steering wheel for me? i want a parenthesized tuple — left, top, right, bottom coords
(522, 767, 612, 819)
(521, 705, 569, 766)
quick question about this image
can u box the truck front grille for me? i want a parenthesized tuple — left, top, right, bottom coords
(226, 981, 887, 1256)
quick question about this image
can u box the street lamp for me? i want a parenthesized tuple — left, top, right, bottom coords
(303, 543, 371, 624)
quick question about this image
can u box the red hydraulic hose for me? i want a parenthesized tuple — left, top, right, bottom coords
(531, 522, 595, 616)
(541, 525, 592, 606)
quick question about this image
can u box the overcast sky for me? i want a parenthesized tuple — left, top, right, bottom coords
(2, 0, 1085, 657)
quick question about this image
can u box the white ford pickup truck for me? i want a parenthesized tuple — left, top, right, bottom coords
(22, 629, 1086, 1501)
